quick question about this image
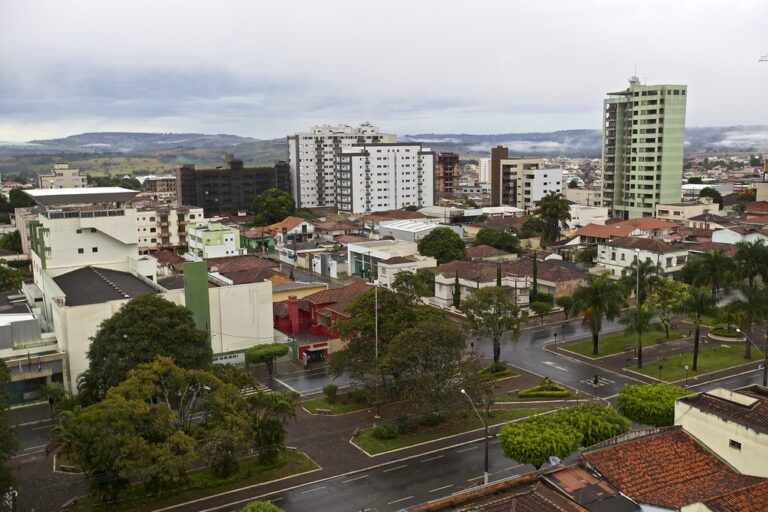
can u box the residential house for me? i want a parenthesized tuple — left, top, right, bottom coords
(187, 220, 245, 259)
(597, 237, 690, 278)
(655, 198, 720, 223)
(712, 226, 768, 245)
(312, 220, 356, 241)
(346, 240, 421, 279)
(573, 217, 678, 245)
(687, 213, 736, 230)
(466, 245, 513, 262)
(375, 255, 437, 289)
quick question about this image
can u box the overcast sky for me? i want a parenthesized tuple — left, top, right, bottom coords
(1, 0, 766, 141)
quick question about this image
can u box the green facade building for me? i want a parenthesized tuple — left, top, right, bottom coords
(601, 77, 687, 219)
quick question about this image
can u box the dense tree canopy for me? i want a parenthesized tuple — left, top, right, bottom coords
(0, 231, 21, 253)
(648, 280, 689, 340)
(246, 343, 290, 376)
(0, 265, 23, 293)
(417, 227, 466, 264)
(617, 384, 688, 427)
(252, 188, 296, 226)
(535, 192, 571, 242)
(8, 189, 35, 209)
(82, 294, 212, 402)
(474, 228, 521, 254)
(698, 187, 723, 208)
(391, 269, 435, 302)
(461, 287, 521, 363)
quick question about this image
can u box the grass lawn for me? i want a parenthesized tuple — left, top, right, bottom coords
(354, 407, 554, 455)
(563, 327, 685, 358)
(636, 343, 763, 382)
(479, 361, 518, 380)
(303, 395, 369, 415)
(71, 452, 318, 512)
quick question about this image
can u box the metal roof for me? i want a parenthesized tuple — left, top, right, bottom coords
(24, 187, 139, 206)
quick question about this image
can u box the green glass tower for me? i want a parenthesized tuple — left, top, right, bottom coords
(601, 77, 687, 219)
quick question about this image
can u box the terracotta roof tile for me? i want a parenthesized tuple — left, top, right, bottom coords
(583, 428, 764, 509)
(576, 218, 677, 239)
(334, 235, 369, 244)
(745, 201, 768, 213)
(380, 256, 415, 265)
(220, 268, 289, 285)
(263, 216, 310, 234)
(704, 480, 768, 512)
(206, 255, 278, 273)
(303, 280, 374, 308)
(154, 249, 185, 264)
(467, 245, 510, 260)
(679, 386, 768, 435)
(602, 238, 689, 253)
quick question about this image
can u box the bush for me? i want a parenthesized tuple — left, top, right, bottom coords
(480, 361, 509, 375)
(322, 384, 338, 403)
(617, 384, 689, 427)
(418, 412, 445, 427)
(348, 388, 368, 403)
(517, 389, 572, 398)
(372, 424, 400, 440)
(396, 417, 417, 434)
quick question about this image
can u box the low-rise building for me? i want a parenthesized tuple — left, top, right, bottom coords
(137, 205, 203, 253)
(567, 204, 609, 229)
(655, 198, 720, 223)
(712, 226, 768, 245)
(597, 237, 690, 278)
(687, 213, 736, 230)
(375, 255, 437, 289)
(187, 220, 244, 259)
(466, 245, 513, 262)
(565, 188, 602, 207)
(379, 219, 463, 243)
(346, 240, 421, 280)
(38, 163, 87, 189)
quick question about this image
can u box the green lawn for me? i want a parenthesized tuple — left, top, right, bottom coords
(563, 327, 685, 358)
(302, 395, 370, 415)
(636, 343, 763, 382)
(71, 452, 318, 512)
(353, 407, 554, 455)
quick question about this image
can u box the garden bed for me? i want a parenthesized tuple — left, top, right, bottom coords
(479, 361, 518, 380)
(302, 390, 370, 415)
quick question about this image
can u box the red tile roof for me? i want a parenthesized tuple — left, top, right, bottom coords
(679, 385, 768, 435)
(313, 220, 356, 231)
(334, 235, 368, 244)
(577, 218, 677, 240)
(437, 258, 585, 284)
(467, 245, 510, 260)
(380, 256, 415, 265)
(263, 216, 311, 234)
(206, 255, 278, 273)
(583, 428, 764, 509)
(745, 201, 768, 213)
(303, 280, 374, 308)
(602, 237, 690, 253)
(704, 480, 768, 512)
(220, 268, 289, 285)
(153, 249, 185, 264)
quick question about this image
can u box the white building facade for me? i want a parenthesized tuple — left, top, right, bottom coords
(137, 205, 203, 253)
(38, 163, 88, 189)
(478, 158, 491, 183)
(335, 143, 435, 214)
(287, 123, 397, 208)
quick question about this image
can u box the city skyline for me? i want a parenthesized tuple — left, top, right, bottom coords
(1, 0, 767, 141)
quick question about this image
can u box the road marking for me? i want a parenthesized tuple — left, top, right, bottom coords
(342, 474, 369, 483)
(383, 464, 408, 473)
(301, 486, 326, 494)
(429, 484, 454, 493)
(32, 424, 54, 431)
(387, 496, 414, 505)
(490, 440, 500, 445)
(542, 361, 568, 372)
(24, 444, 47, 451)
(505, 464, 525, 472)
(420, 455, 444, 463)
(270, 497, 283, 503)
(456, 445, 478, 453)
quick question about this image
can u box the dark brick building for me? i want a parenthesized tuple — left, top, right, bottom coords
(176, 154, 290, 215)
(435, 152, 460, 198)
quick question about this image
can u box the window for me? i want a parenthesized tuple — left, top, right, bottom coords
(92, 247, 98, 253)
(78, 248, 84, 254)
(76, 229, 82, 234)
(91, 228, 96, 233)
(729, 439, 742, 450)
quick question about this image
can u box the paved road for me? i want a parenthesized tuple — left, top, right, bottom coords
(271, 367, 353, 396)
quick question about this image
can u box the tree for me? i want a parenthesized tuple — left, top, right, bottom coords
(0, 265, 23, 293)
(698, 187, 723, 208)
(728, 284, 768, 359)
(518, 216, 543, 239)
(677, 287, 716, 371)
(548, 404, 630, 447)
(452, 273, 461, 308)
(575, 246, 597, 263)
(531, 253, 538, 300)
(687, 177, 703, 184)
(0, 362, 17, 500)
(252, 188, 296, 226)
(647, 280, 689, 340)
(246, 343, 290, 376)
(530, 301, 552, 326)
(620, 304, 654, 368)
(687, 248, 735, 298)
(246, 390, 298, 464)
(461, 287, 521, 363)
(734, 240, 767, 288)
(497, 417, 582, 469)
(392, 270, 432, 303)
(0, 231, 21, 253)
(416, 268, 436, 295)
(8, 189, 35, 209)
(417, 227, 466, 264)
(475, 228, 520, 254)
(617, 383, 688, 427)
(535, 192, 571, 242)
(571, 273, 624, 356)
(555, 296, 574, 319)
(619, 258, 663, 306)
(83, 294, 213, 402)
(242, 501, 285, 512)
(568, 178, 579, 189)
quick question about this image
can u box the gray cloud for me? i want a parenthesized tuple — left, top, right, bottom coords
(1, 0, 767, 140)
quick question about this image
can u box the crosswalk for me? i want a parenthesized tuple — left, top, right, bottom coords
(240, 382, 273, 396)
(579, 376, 615, 388)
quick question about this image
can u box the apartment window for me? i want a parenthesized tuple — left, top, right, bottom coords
(91, 228, 96, 233)
(76, 229, 82, 234)
(78, 248, 84, 254)
(150, 228, 156, 233)
(149, 217, 155, 221)
(92, 247, 98, 253)
(729, 439, 742, 450)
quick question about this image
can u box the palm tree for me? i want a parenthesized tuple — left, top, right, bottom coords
(620, 258, 663, 306)
(621, 304, 654, 368)
(571, 273, 624, 356)
(677, 287, 716, 372)
(535, 192, 571, 242)
(734, 240, 767, 288)
(728, 284, 768, 359)
(691, 249, 736, 298)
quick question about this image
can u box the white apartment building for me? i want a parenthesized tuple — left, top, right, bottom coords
(654, 198, 719, 224)
(287, 123, 397, 208)
(136, 205, 203, 253)
(335, 143, 435, 214)
(519, 167, 563, 212)
(568, 204, 610, 229)
(187, 220, 245, 259)
(596, 237, 689, 278)
(38, 163, 88, 189)
(478, 157, 491, 183)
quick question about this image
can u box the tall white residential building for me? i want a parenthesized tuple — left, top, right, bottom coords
(287, 123, 397, 208)
(334, 143, 435, 214)
(38, 163, 88, 189)
(137, 205, 203, 253)
(478, 158, 491, 183)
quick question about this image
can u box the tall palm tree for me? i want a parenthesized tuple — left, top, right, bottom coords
(691, 249, 736, 298)
(734, 240, 767, 288)
(620, 258, 663, 306)
(677, 287, 716, 372)
(621, 304, 654, 368)
(728, 283, 768, 359)
(535, 192, 571, 242)
(571, 273, 624, 356)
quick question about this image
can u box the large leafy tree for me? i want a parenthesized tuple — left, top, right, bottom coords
(0, 231, 21, 253)
(83, 294, 212, 402)
(648, 280, 689, 340)
(0, 265, 23, 293)
(252, 188, 296, 226)
(734, 240, 767, 288)
(417, 227, 466, 264)
(460, 287, 521, 363)
(619, 258, 663, 306)
(677, 287, 716, 371)
(535, 191, 571, 242)
(549, 404, 630, 447)
(728, 283, 768, 359)
(620, 304, 654, 368)
(474, 228, 521, 254)
(246, 343, 290, 376)
(9, 188, 35, 209)
(246, 390, 299, 464)
(687, 248, 735, 298)
(570, 273, 624, 356)
(617, 383, 689, 427)
(698, 187, 723, 208)
(391, 270, 433, 302)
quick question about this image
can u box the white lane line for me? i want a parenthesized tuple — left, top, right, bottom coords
(429, 484, 454, 493)
(301, 486, 326, 494)
(342, 474, 369, 483)
(456, 445, 478, 453)
(383, 464, 408, 473)
(505, 464, 525, 472)
(32, 424, 54, 431)
(387, 496, 414, 505)
(23, 444, 47, 451)
(420, 455, 445, 463)
(271, 497, 283, 502)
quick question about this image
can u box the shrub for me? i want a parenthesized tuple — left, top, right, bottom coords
(396, 417, 417, 434)
(372, 424, 400, 440)
(322, 384, 338, 403)
(348, 388, 368, 403)
(517, 389, 572, 398)
(480, 361, 509, 375)
(617, 383, 689, 427)
(418, 412, 445, 426)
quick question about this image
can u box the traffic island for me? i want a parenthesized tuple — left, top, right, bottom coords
(630, 343, 763, 383)
(561, 327, 686, 359)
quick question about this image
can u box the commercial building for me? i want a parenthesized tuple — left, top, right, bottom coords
(567, 204, 610, 229)
(489, 147, 562, 211)
(38, 163, 87, 189)
(137, 205, 203, 253)
(655, 198, 719, 223)
(346, 240, 421, 279)
(287, 123, 396, 208)
(142, 176, 177, 200)
(379, 219, 462, 243)
(175, 154, 290, 215)
(601, 77, 687, 219)
(564, 188, 602, 207)
(435, 152, 460, 198)
(335, 143, 435, 214)
(187, 220, 245, 259)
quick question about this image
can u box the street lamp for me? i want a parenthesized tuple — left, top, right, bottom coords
(736, 328, 767, 387)
(658, 365, 663, 383)
(684, 364, 689, 387)
(553, 332, 558, 353)
(460, 389, 489, 486)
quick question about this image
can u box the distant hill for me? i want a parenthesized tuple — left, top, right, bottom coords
(27, 132, 260, 153)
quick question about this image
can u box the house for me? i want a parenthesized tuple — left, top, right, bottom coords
(263, 216, 315, 246)
(346, 240, 421, 280)
(712, 226, 768, 245)
(655, 198, 720, 223)
(187, 220, 245, 259)
(466, 245, 513, 262)
(597, 238, 690, 278)
(240, 226, 275, 253)
(379, 219, 463, 243)
(567, 204, 609, 229)
(312, 220, 356, 241)
(376, 255, 437, 289)
(687, 213, 736, 231)
(574, 217, 678, 245)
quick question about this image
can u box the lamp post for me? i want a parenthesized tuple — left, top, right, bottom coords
(658, 365, 663, 383)
(684, 364, 689, 387)
(553, 332, 558, 353)
(592, 374, 599, 399)
(460, 389, 489, 486)
(736, 328, 767, 387)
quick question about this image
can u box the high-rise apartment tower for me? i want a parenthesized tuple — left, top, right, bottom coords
(601, 77, 687, 219)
